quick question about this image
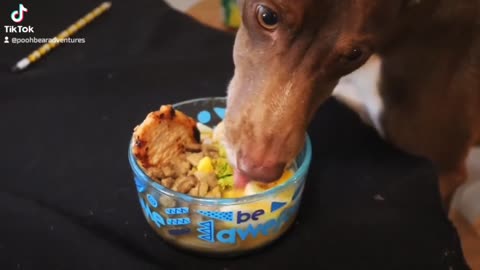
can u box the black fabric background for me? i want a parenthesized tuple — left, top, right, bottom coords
(0, 1, 470, 269)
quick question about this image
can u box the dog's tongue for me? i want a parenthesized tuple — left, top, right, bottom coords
(234, 169, 250, 189)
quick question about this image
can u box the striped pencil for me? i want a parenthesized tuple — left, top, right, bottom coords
(11, 2, 112, 72)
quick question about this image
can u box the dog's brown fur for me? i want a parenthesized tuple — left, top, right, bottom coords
(224, 0, 480, 203)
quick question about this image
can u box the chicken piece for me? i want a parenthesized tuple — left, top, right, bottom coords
(173, 158, 191, 176)
(194, 171, 218, 189)
(159, 196, 176, 208)
(132, 105, 200, 171)
(172, 175, 197, 194)
(189, 185, 200, 197)
(161, 163, 176, 178)
(185, 143, 202, 152)
(186, 152, 205, 166)
(160, 177, 175, 189)
(198, 180, 210, 197)
(206, 186, 222, 198)
(200, 144, 219, 159)
(145, 167, 165, 180)
(207, 151, 219, 159)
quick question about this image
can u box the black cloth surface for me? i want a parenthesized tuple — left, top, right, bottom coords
(0, 1, 470, 269)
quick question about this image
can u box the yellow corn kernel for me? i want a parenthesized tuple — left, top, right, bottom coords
(197, 157, 214, 173)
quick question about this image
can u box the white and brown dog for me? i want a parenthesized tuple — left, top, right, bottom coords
(223, 0, 480, 225)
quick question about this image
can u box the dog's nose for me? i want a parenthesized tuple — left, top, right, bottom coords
(237, 153, 286, 183)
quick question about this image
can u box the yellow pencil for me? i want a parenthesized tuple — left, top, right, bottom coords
(11, 2, 112, 72)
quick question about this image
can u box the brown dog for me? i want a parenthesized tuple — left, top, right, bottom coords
(223, 0, 480, 205)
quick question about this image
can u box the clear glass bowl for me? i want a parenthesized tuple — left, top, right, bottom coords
(128, 97, 312, 256)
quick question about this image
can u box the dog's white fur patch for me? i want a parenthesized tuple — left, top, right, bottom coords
(466, 148, 480, 183)
(332, 55, 480, 221)
(333, 54, 385, 136)
(452, 147, 480, 222)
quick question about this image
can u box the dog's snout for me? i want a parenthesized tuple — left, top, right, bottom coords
(237, 152, 286, 183)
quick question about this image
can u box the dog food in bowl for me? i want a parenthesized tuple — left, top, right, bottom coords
(131, 104, 295, 199)
(128, 97, 312, 256)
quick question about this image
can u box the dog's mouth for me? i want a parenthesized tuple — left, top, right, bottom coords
(233, 168, 251, 189)
(222, 138, 291, 187)
(222, 140, 249, 188)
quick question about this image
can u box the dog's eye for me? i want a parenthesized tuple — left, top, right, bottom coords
(256, 5, 279, 30)
(343, 48, 364, 62)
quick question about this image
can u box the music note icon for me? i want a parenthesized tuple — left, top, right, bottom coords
(11, 4, 28, 23)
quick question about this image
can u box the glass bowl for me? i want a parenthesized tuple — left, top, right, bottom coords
(128, 97, 312, 256)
